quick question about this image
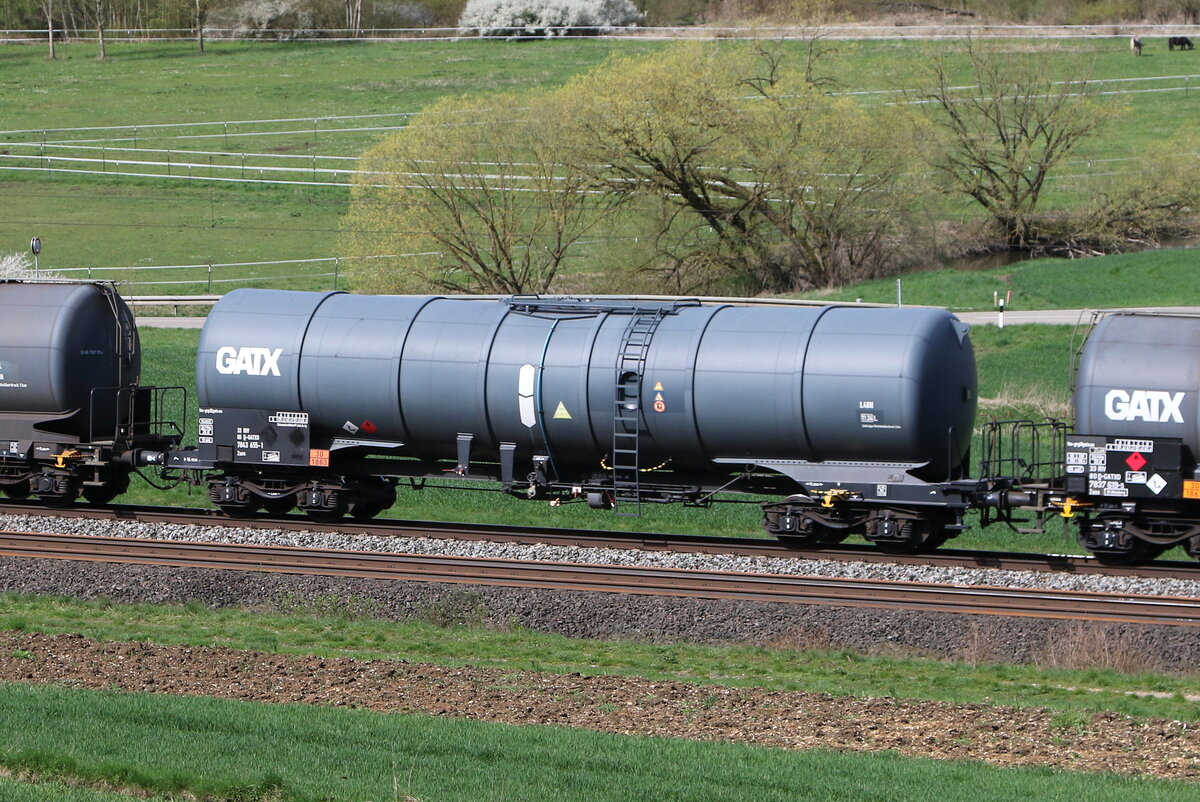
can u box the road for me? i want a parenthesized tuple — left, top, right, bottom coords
(955, 307, 1200, 326)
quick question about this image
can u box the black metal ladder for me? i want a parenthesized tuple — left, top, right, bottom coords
(612, 310, 666, 515)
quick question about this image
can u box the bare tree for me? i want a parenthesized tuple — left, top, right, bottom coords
(195, 0, 207, 53)
(343, 90, 614, 294)
(88, 0, 108, 58)
(345, 0, 363, 36)
(40, 0, 55, 59)
(919, 42, 1116, 248)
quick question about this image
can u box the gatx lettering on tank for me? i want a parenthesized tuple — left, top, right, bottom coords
(214, 346, 283, 377)
(1104, 389, 1185, 423)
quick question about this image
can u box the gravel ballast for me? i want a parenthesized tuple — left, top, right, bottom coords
(5, 513, 1200, 597)
(2, 513, 1200, 670)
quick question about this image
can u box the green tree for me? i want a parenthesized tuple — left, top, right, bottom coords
(342, 90, 610, 294)
(555, 43, 933, 292)
(1053, 130, 1200, 254)
(919, 41, 1117, 249)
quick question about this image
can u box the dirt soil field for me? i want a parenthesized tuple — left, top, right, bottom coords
(2, 631, 1199, 781)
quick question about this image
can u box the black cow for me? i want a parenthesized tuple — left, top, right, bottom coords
(1169, 36, 1195, 51)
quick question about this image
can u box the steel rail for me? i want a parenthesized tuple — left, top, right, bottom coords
(1, 531, 1198, 626)
(1, 500, 1197, 581)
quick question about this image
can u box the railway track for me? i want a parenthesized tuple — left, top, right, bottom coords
(1, 500, 1198, 581)
(2, 530, 1199, 626)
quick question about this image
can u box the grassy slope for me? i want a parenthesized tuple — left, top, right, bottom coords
(0, 38, 1195, 284)
(0, 39, 654, 276)
(6, 594, 1200, 720)
(4, 682, 1195, 802)
(821, 247, 1200, 311)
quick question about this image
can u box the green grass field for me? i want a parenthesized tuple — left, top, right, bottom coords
(5, 681, 1195, 802)
(821, 247, 1200, 310)
(4, 595, 1200, 800)
(6, 594, 1200, 720)
(1, 37, 1197, 292)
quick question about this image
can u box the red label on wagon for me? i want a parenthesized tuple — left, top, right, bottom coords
(1125, 452, 1147, 472)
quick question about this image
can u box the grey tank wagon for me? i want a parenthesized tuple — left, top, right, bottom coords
(172, 290, 981, 552)
(0, 280, 183, 506)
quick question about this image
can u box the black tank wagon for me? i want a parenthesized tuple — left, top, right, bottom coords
(17, 279, 1200, 565)
(1064, 312, 1200, 562)
(0, 280, 183, 505)
(178, 290, 980, 551)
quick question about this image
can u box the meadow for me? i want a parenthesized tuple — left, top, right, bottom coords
(3, 682, 1195, 802)
(1, 37, 1198, 289)
(4, 594, 1200, 800)
(823, 247, 1200, 311)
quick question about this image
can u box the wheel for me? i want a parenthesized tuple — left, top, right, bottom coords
(304, 503, 347, 524)
(1079, 519, 1165, 565)
(875, 538, 922, 555)
(82, 472, 131, 506)
(348, 479, 396, 521)
(217, 500, 260, 518)
(2, 482, 31, 499)
(872, 518, 947, 554)
(1091, 541, 1165, 565)
(262, 495, 296, 516)
(39, 480, 80, 509)
(778, 525, 852, 548)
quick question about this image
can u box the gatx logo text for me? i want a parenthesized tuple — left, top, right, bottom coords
(1104, 389, 1185, 423)
(215, 346, 283, 376)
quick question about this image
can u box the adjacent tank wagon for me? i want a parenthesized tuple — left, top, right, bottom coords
(181, 291, 979, 550)
(1067, 312, 1200, 561)
(0, 281, 182, 505)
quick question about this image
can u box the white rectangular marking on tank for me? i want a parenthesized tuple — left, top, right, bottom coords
(519, 364, 537, 428)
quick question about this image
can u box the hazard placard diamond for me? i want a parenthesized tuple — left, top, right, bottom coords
(1126, 452, 1147, 472)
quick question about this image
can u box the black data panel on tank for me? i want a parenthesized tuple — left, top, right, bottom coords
(197, 407, 312, 467)
(1064, 434, 1182, 500)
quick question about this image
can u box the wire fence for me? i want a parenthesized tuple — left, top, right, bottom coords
(33, 255, 351, 294)
(2, 23, 1200, 43)
(0, 73, 1197, 190)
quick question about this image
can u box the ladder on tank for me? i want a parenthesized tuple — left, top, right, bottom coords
(612, 310, 668, 515)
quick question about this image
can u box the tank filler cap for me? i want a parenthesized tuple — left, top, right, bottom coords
(953, 320, 970, 345)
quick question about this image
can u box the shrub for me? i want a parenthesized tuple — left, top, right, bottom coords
(457, 0, 642, 37)
(0, 253, 60, 280)
(208, 0, 322, 40)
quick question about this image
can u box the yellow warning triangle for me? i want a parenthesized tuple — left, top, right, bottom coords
(553, 401, 573, 420)
(653, 381, 664, 391)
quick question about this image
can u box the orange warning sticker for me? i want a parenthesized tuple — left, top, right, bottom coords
(1184, 480, 1200, 500)
(309, 449, 330, 467)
